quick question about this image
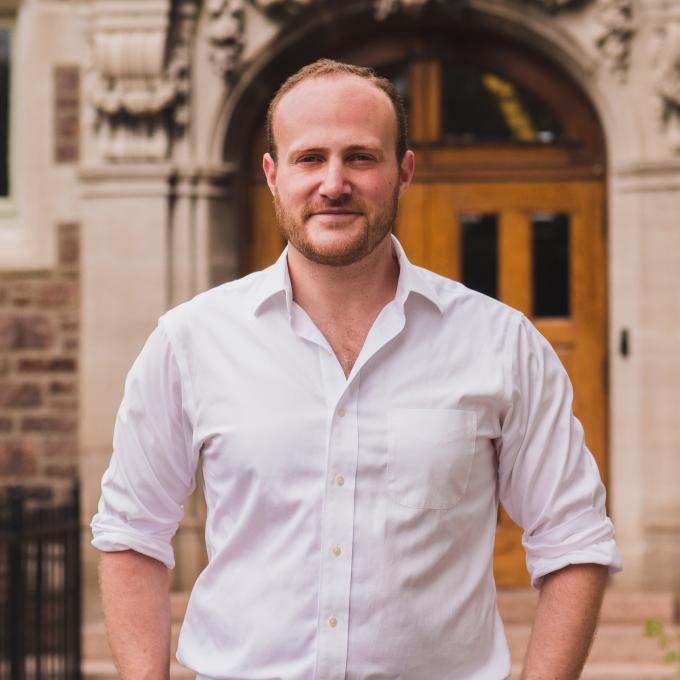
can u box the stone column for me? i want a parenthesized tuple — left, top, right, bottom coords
(79, 164, 174, 620)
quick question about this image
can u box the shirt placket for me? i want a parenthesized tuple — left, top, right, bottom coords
(313, 347, 359, 680)
(312, 303, 407, 680)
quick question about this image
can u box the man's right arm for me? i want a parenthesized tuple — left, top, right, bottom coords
(99, 549, 172, 680)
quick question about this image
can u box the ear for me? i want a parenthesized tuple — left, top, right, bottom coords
(398, 150, 415, 198)
(262, 153, 277, 195)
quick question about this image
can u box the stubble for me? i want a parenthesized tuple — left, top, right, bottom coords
(273, 185, 400, 268)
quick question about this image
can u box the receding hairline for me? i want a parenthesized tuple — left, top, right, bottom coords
(265, 59, 408, 162)
(270, 73, 398, 149)
(274, 70, 395, 110)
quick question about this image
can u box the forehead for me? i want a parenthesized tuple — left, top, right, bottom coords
(273, 74, 397, 152)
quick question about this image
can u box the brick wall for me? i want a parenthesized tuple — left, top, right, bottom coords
(0, 223, 79, 486)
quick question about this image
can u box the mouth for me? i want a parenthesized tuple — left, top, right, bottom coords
(309, 209, 362, 217)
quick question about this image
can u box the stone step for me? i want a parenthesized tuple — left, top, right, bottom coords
(83, 659, 677, 680)
(497, 587, 677, 624)
(82, 659, 193, 680)
(84, 589, 678, 677)
(510, 662, 675, 679)
(505, 622, 673, 664)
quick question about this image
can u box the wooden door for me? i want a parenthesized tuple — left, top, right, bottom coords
(397, 180, 606, 586)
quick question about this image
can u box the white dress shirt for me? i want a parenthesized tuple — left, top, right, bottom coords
(92, 235, 621, 680)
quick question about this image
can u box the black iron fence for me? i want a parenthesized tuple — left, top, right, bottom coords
(0, 481, 81, 680)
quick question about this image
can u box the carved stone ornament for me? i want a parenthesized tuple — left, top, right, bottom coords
(250, 0, 317, 12)
(206, 0, 246, 78)
(85, 0, 198, 162)
(655, 22, 680, 153)
(374, 0, 431, 21)
(208, 0, 641, 86)
(373, 0, 592, 20)
(593, 0, 635, 82)
(527, 0, 586, 11)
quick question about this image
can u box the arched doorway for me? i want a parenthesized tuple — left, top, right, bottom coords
(240, 28, 607, 587)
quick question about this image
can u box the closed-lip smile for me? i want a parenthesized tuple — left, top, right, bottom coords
(313, 208, 360, 215)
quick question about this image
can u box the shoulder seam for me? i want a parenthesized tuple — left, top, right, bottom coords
(157, 317, 197, 435)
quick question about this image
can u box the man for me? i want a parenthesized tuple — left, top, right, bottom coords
(92, 59, 621, 680)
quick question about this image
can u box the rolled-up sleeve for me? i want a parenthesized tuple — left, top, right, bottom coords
(91, 320, 197, 569)
(497, 314, 622, 588)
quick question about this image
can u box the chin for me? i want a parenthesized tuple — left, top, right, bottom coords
(301, 243, 368, 267)
(300, 230, 392, 267)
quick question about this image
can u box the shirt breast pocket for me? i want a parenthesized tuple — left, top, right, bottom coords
(387, 408, 477, 510)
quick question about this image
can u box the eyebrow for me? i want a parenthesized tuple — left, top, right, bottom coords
(286, 144, 384, 161)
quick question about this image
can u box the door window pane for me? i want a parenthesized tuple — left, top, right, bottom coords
(442, 64, 563, 145)
(532, 213, 570, 317)
(461, 213, 498, 299)
(375, 62, 409, 116)
(0, 28, 9, 197)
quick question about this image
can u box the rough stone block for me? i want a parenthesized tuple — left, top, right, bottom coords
(44, 461, 78, 478)
(18, 357, 76, 373)
(54, 67, 80, 164)
(0, 440, 37, 476)
(39, 282, 78, 308)
(0, 317, 16, 349)
(58, 223, 80, 267)
(48, 380, 76, 396)
(10, 282, 36, 307)
(44, 439, 77, 458)
(0, 317, 53, 350)
(21, 416, 76, 433)
(0, 383, 42, 408)
(0, 418, 12, 432)
(63, 337, 79, 352)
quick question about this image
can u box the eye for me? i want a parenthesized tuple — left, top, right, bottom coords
(297, 154, 323, 164)
(348, 152, 376, 163)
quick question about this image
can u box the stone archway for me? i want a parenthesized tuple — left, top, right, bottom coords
(219, 9, 609, 586)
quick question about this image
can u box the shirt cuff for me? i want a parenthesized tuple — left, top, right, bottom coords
(528, 539, 623, 589)
(523, 507, 623, 588)
(91, 518, 175, 569)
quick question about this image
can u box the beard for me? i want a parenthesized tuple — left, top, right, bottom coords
(273, 185, 399, 267)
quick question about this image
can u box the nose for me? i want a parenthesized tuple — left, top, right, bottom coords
(319, 158, 350, 201)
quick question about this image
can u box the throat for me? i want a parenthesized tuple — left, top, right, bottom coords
(333, 345, 361, 378)
(321, 320, 374, 378)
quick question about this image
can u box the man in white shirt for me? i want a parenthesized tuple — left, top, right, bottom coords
(92, 59, 621, 680)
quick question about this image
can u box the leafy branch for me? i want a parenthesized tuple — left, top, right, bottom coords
(644, 618, 680, 677)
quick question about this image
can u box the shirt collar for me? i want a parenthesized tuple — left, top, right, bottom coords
(389, 235, 444, 314)
(250, 234, 444, 317)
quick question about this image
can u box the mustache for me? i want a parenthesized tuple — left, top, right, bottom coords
(302, 198, 365, 219)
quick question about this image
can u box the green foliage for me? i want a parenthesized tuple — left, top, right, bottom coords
(644, 617, 680, 678)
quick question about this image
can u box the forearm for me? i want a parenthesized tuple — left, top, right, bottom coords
(99, 549, 172, 680)
(521, 563, 608, 680)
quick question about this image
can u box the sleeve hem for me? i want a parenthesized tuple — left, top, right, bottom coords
(528, 540, 623, 589)
(91, 529, 175, 569)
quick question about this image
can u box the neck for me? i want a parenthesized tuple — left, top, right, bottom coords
(286, 235, 399, 323)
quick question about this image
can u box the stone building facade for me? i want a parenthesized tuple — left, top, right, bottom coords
(1, 0, 680, 618)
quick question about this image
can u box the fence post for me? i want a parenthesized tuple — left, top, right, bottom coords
(67, 479, 82, 680)
(7, 487, 25, 680)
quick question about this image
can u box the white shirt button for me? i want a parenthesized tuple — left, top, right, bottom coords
(331, 545, 342, 557)
(335, 475, 345, 486)
(337, 407, 346, 417)
(329, 617, 338, 628)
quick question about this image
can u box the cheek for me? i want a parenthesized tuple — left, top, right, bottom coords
(361, 175, 398, 204)
(277, 176, 315, 205)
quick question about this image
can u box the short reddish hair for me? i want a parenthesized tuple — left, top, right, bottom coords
(266, 58, 408, 162)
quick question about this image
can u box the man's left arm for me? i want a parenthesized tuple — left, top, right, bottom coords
(521, 563, 608, 680)
(497, 315, 621, 674)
